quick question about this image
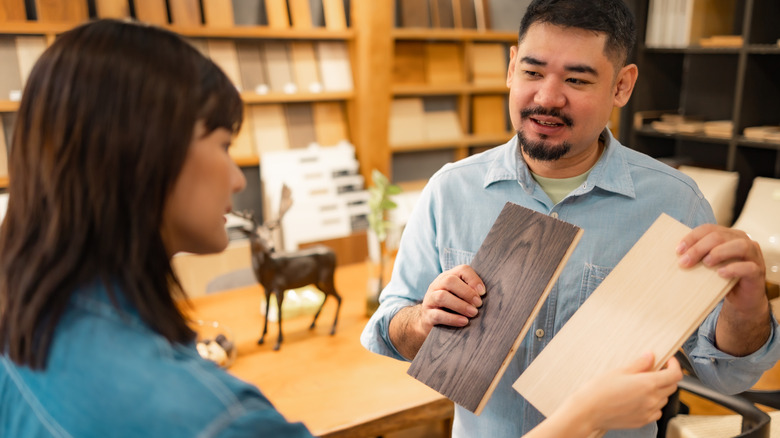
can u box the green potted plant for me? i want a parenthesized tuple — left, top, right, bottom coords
(366, 169, 402, 316)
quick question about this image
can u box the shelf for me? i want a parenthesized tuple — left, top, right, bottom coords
(643, 46, 740, 55)
(392, 83, 507, 96)
(0, 176, 7, 188)
(392, 28, 517, 42)
(240, 91, 353, 103)
(390, 132, 514, 152)
(746, 45, 780, 54)
(0, 22, 354, 40)
(636, 127, 732, 144)
(0, 100, 19, 112)
(736, 137, 780, 151)
(233, 155, 260, 167)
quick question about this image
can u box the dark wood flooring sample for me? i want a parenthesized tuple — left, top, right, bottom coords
(400, 0, 430, 28)
(407, 202, 582, 414)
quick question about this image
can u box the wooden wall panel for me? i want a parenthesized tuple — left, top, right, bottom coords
(95, 0, 130, 18)
(312, 101, 347, 146)
(133, 0, 168, 25)
(202, 0, 234, 27)
(0, 0, 27, 21)
(34, 0, 88, 22)
(408, 202, 582, 414)
(322, 0, 346, 30)
(514, 214, 736, 419)
(168, 0, 201, 26)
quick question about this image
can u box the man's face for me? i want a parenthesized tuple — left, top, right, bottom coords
(507, 23, 633, 171)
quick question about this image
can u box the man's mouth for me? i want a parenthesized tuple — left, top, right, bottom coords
(522, 107, 573, 127)
(533, 119, 564, 127)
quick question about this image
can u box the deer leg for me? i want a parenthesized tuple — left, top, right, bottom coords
(330, 290, 342, 336)
(274, 291, 284, 351)
(310, 293, 326, 330)
(258, 292, 271, 345)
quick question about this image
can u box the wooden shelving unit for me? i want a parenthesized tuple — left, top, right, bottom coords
(628, 0, 780, 217)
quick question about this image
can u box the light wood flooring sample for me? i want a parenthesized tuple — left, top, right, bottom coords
(34, 0, 87, 22)
(265, 0, 290, 28)
(322, 0, 346, 30)
(236, 42, 268, 93)
(95, 0, 129, 18)
(0, 37, 22, 101)
(133, 0, 168, 25)
(452, 0, 476, 29)
(168, 0, 201, 26)
(250, 104, 290, 155)
(262, 41, 294, 93)
(514, 213, 737, 418)
(202, 0, 234, 27)
(0, 0, 27, 21)
(316, 41, 353, 92)
(289, 41, 321, 93)
(408, 202, 583, 414)
(473, 0, 489, 30)
(289, 0, 312, 29)
(425, 43, 464, 85)
(393, 41, 426, 85)
(207, 39, 242, 91)
(230, 116, 256, 160)
(470, 43, 507, 85)
(312, 102, 347, 146)
(15, 36, 46, 89)
(472, 95, 507, 135)
(388, 98, 425, 146)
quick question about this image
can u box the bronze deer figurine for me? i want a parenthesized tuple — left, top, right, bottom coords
(234, 191, 341, 351)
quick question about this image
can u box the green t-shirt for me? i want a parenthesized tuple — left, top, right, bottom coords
(531, 170, 591, 205)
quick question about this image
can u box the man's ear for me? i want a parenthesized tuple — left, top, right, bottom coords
(613, 63, 638, 108)
(507, 45, 518, 88)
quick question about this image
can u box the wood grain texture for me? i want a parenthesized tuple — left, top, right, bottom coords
(452, 0, 476, 29)
(285, 103, 317, 149)
(408, 203, 583, 414)
(262, 41, 294, 93)
(251, 104, 290, 154)
(95, 0, 130, 18)
(472, 95, 507, 135)
(34, 0, 87, 22)
(316, 41, 353, 92)
(289, 41, 321, 93)
(264, 0, 290, 29)
(236, 42, 268, 93)
(322, 0, 346, 30)
(473, 0, 489, 31)
(289, 0, 313, 29)
(388, 98, 425, 146)
(0, 0, 26, 21)
(0, 37, 23, 101)
(312, 101, 347, 146)
(392, 41, 426, 85)
(431, 0, 453, 28)
(168, 0, 201, 26)
(15, 36, 46, 88)
(400, 0, 430, 28)
(469, 43, 506, 85)
(202, 0, 234, 27)
(514, 213, 737, 418)
(206, 39, 243, 90)
(133, 0, 168, 25)
(425, 43, 464, 85)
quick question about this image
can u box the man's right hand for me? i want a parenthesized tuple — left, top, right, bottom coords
(388, 265, 486, 360)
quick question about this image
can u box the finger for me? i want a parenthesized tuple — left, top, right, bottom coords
(423, 289, 478, 318)
(701, 239, 762, 268)
(451, 264, 487, 297)
(717, 260, 764, 281)
(622, 352, 654, 373)
(432, 267, 485, 307)
(678, 229, 731, 268)
(677, 224, 721, 255)
(424, 308, 470, 328)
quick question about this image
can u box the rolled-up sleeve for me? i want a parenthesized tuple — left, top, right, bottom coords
(683, 301, 780, 394)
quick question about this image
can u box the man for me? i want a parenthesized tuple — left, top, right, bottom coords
(361, 0, 780, 437)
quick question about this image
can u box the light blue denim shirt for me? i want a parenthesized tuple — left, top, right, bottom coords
(361, 130, 780, 438)
(1, 282, 313, 438)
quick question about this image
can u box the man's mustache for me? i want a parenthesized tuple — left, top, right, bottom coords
(520, 107, 574, 127)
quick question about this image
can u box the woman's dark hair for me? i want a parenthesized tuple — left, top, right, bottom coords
(0, 19, 243, 369)
(518, 0, 636, 68)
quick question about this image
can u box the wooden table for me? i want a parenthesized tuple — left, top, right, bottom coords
(185, 262, 452, 437)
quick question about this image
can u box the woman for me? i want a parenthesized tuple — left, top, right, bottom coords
(0, 19, 679, 437)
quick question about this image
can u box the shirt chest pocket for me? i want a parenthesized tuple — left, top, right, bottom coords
(441, 247, 476, 271)
(579, 263, 613, 305)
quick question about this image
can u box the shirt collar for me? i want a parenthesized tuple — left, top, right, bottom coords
(483, 129, 636, 199)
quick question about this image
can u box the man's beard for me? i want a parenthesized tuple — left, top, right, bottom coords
(517, 106, 574, 162)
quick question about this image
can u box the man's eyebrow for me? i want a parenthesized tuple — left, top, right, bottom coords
(520, 56, 599, 76)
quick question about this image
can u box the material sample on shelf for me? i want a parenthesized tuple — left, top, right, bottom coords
(0, 0, 26, 21)
(514, 213, 736, 418)
(202, 0, 234, 27)
(0, 37, 22, 101)
(316, 41, 353, 92)
(34, 0, 88, 22)
(470, 43, 507, 85)
(14, 36, 46, 89)
(290, 41, 322, 93)
(95, 0, 130, 18)
(168, 0, 201, 26)
(472, 95, 507, 135)
(408, 202, 582, 414)
(389, 98, 426, 146)
(425, 43, 464, 85)
(312, 102, 349, 146)
(236, 42, 269, 94)
(207, 39, 243, 91)
(393, 41, 426, 85)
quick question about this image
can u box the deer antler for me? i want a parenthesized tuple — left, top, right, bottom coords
(265, 184, 293, 231)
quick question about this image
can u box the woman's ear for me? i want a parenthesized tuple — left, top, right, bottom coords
(613, 63, 638, 108)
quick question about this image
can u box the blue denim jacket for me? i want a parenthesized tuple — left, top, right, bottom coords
(1, 282, 312, 438)
(361, 130, 780, 438)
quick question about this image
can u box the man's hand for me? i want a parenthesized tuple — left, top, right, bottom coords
(677, 224, 771, 356)
(388, 265, 486, 360)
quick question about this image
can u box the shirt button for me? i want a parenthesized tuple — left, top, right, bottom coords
(535, 329, 545, 338)
(550, 212, 558, 219)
